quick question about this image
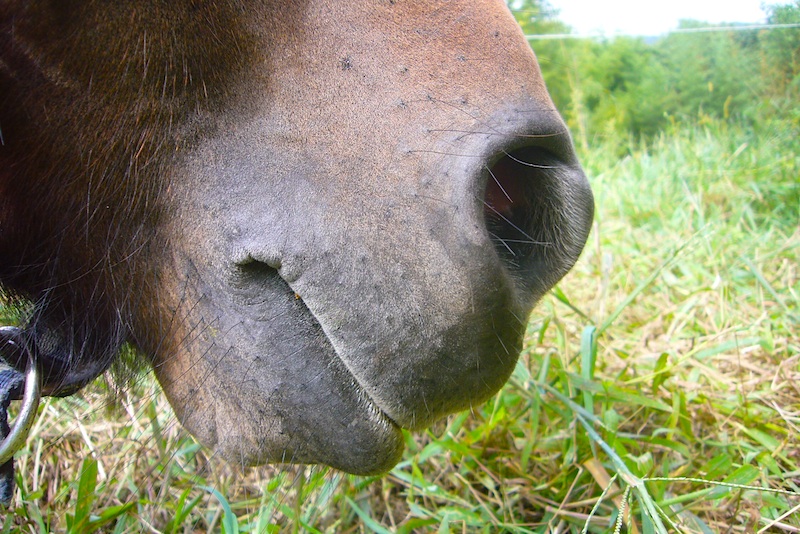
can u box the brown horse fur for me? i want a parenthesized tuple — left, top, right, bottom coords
(0, 1, 593, 474)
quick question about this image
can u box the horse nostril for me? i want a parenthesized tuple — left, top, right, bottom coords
(484, 147, 559, 264)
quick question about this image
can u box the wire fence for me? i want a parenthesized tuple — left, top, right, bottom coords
(521, 22, 800, 40)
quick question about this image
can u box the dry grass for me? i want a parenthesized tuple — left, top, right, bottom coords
(2, 117, 799, 532)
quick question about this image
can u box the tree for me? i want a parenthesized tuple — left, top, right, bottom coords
(508, 0, 797, 140)
(761, 1, 800, 101)
(506, 0, 594, 146)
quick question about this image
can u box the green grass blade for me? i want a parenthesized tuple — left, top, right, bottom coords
(68, 456, 98, 534)
(345, 497, 394, 534)
(199, 485, 239, 534)
(581, 325, 598, 414)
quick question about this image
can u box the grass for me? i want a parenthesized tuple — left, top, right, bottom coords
(3, 116, 799, 532)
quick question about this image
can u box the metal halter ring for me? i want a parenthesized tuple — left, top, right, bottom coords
(0, 331, 42, 466)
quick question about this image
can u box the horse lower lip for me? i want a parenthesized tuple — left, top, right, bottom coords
(286, 289, 402, 429)
(260, 263, 405, 428)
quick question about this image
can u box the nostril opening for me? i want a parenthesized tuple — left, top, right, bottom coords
(483, 146, 563, 278)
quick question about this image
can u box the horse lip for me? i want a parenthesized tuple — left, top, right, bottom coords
(301, 300, 403, 430)
(268, 263, 405, 431)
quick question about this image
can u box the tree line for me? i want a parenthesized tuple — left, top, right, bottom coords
(509, 0, 800, 145)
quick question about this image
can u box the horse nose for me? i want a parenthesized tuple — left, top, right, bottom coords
(482, 135, 594, 303)
(377, 120, 594, 429)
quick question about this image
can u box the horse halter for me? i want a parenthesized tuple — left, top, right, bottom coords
(0, 326, 42, 506)
(0, 317, 120, 506)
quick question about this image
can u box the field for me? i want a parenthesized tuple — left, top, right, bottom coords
(2, 115, 797, 533)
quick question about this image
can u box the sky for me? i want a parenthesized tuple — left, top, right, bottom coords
(548, 0, 770, 36)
